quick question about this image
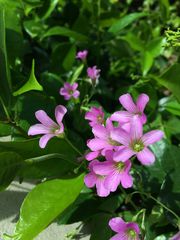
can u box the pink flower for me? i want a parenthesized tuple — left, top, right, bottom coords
(87, 66, 101, 82)
(111, 117, 164, 165)
(93, 151, 133, 191)
(85, 106, 104, 127)
(84, 160, 110, 197)
(170, 231, 180, 240)
(28, 105, 67, 148)
(76, 50, 88, 60)
(87, 118, 123, 156)
(111, 93, 149, 125)
(60, 82, 80, 100)
(109, 217, 140, 240)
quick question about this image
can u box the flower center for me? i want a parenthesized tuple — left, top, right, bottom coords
(127, 229, 136, 239)
(97, 115, 103, 124)
(115, 162, 125, 172)
(130, 140, 144, 152)
(68, 90, 74, 95)
(108, 137, 120, 146)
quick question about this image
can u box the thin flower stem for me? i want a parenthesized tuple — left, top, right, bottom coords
(131, 191, 180, 222)
(64, 137, 83, 157)
(0, 96, 11, 121)
(120, 186, 138, 211)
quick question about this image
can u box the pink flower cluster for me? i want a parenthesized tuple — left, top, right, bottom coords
(60, 50, 101, 101)
(84, 93, 164, 197)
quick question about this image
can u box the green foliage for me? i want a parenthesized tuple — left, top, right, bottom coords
(12, 175, 84, 240)
(0, 0, 179, 239)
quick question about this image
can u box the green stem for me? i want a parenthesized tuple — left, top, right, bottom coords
(9, 122, 29, 138)
(131, 191, 180, 222)
(64, 137, 83, 157)
(0, 96, 11, 121)
(120, 186, 138, 211)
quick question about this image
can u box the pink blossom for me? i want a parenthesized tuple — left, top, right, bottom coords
(28, 105, 67, 148)
(60, 82, 80, 100)
(84, 160, 110, 197)
(111, 93, 149, 125)
(109, 217, 140, 240)
(76, 50, 88, 60)
(111, 117, 164, 165)
(85, 106, 104, 127)
(87, 66, 101, 82)
(170, 231, 180, 240)
(87, 118, 123, 156)
(93, 150, 133, 191)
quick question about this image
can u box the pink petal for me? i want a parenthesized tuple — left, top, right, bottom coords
(137, 148, 155, 165)
(111, 111, 133, 123)
(72, 82, 78, 90)
(104, 172, 121, 192)
(92, 125, 108, 139)
(120, 173, 133, 188)
(96, 179, 110, 197)
(113, 147, 134, 162)
(110, 233, 127, 240)
(130, 116, 143, 140)
(106, 118, 114, 131)
(109, 217, 126, 233)
(136, 93, 149, 112)
(28, 124, 50, 136)
(87, 138, 109, 151)
(140, 113, 147, 124)
(142, 130, 164, 146)
(72, 90, 80, 99)
(59, 87, 68, 95)
(105, 150, 114, 161)
(39, 134, 54, 148)
(55, 105, 67, 125)
(64, 82, 71, 90)
(84, 173, 97, 188)
(85, 151, 99, 161)
(170, 231, 180, 240)
(93, 161, 114, 175)
(119, 94, 136, 113)
(35, 110, 57, 128)
(110, 128, 130, 146)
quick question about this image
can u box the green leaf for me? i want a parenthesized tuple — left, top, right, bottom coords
(62, 44, 76, 71)
(70, 64, 84, 83)
(141, 51, 154, 76)
(120, 33, 145, 51)
(90, 213, 112, 240)
(39, 0, 59, 20)
(12, 174, 84, 240)
(0, 8, 12, 106)
(108, 12, 147, 34)
(154, 63, 180, 102)
(146, 37, 165, 58)
(43, 26, 88, 41)
(13, 60, 43, 96)
(0, 151, 23, 191)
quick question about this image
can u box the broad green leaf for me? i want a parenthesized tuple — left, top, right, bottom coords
(120, 33, 144, 51)
(0, 8, 12, 106)
(146, 37, 165, 58)
(23, 20, 46, 38)
(154, 63, 180, 102)
(43, 26, 88, 41)
(12, 174, 84, 240)
(13, 60, 43, 96)
(141, 51, 154, 76)
(161, 100, 180, 117)
(108, 12, 147, 34)
(0, 151, 23, 191)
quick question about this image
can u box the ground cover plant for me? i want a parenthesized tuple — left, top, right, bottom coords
(0, 0, 180, 239)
